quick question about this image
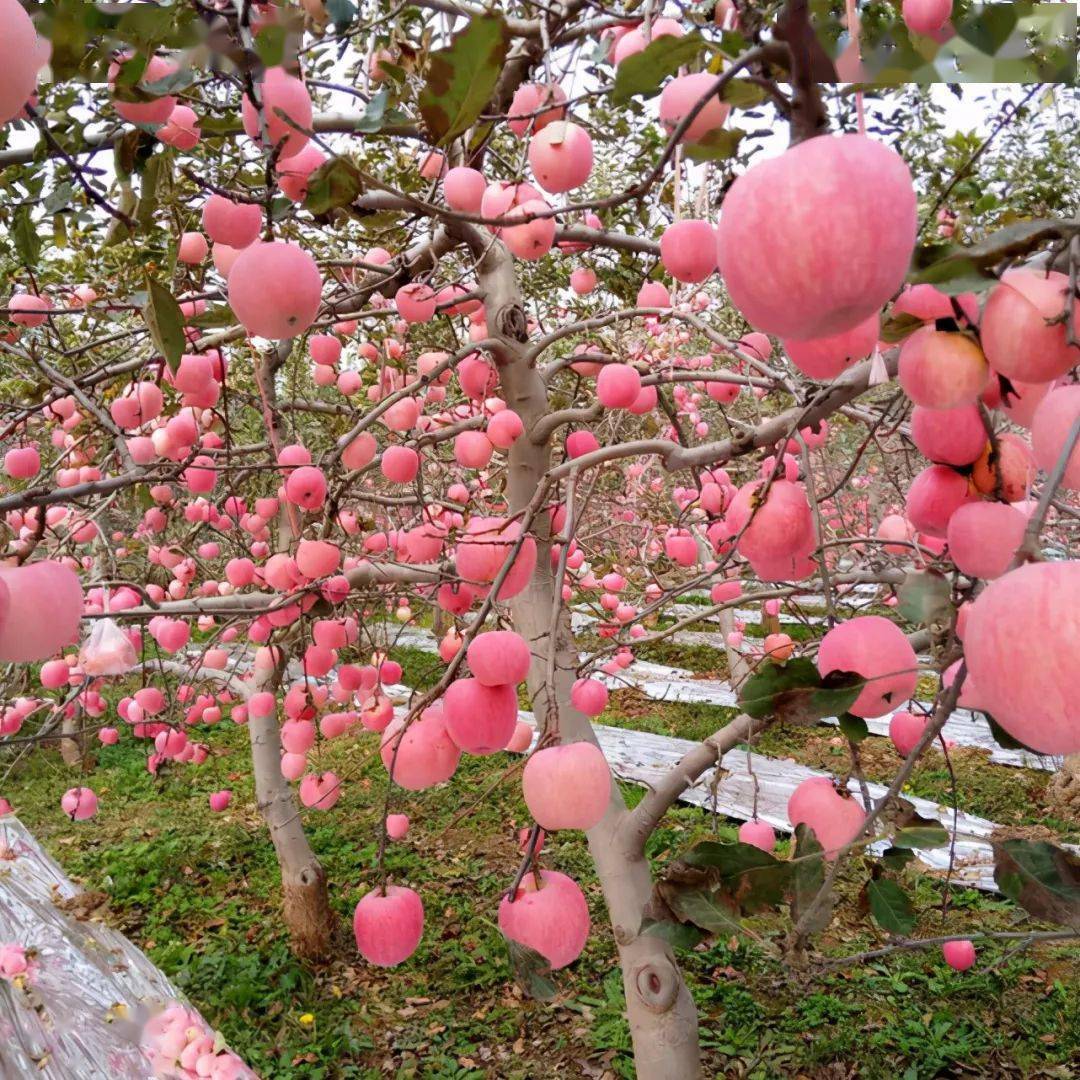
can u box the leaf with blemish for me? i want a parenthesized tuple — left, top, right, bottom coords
(892, 812, 949, 849)
(419, 15, 511, 145)
(302, 158, 365, 215)
(739, 657, 863, 724)
(665, 886, 744, 935)
(993, 839, 1080, 928)
(681, 840, 791, 911)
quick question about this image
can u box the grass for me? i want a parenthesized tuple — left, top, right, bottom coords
(3, 679, 1077, 1079)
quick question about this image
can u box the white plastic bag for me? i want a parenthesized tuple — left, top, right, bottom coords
(78, 618, 137, 677)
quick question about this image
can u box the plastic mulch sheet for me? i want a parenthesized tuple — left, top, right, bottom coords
(0, 812, 254, 1078)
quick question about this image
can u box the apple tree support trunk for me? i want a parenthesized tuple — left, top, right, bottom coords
(247, 697, 337, 961)
(471, 234, 703, 1079)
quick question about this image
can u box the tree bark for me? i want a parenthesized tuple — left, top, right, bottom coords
(471, 232, 702, 1078)
(245, 353, 338, 961)
(59, 708, 94, 770)
(248, 686, 337, 961)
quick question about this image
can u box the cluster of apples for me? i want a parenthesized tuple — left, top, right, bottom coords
(355, 628, 608, 969)
(141, 1003, 256, 1080)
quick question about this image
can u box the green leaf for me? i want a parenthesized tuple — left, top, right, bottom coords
(12, 206, 42, 266)
(136, 149, 172, 228)
(44, 182, 75, 215)
(718, 29, 750, 56)
(199, 113, 243, 136)
(142, 278, 186, 373)
(187, 304, 237, 329)
(908, 220, 1078, 296)
(666, 886, 744, 935)
(611, 33, 706, 104)
(955, 218, 1074, 268)
(640, 917, 706, 950)
(503, 937, 557, 1001)
(41, 0, 111, 81)
(739, 657, 863, 724)
(881, 845, 916, 871)
(112, 52, 148, 89)
(993, 839, 1080, 929)
(838, 713, 870, 742)
(683, 127, 745, 163)
(113, 128, 157, 177)
(255, 25, 287, 68)
(325, 0, 357, 31)
(354, 88, 390, 134)
(879, 311, 925, 343)
(893, 817, 949, 849)
(867, 878, 917, 935)
(897, 569, 953, 627)
(419, 15, 511, 145)
(117, 4, 200, 48)
(719, 78, 767, 109)
(302, 157, 365, 215)
(953, 4, 1020, 55)
(908, 252, 995, 295)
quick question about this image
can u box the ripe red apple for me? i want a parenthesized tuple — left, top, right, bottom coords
(716, 135, 916, 339)
(521, 742, 611, 830)
(784, 313, 879, 380)
(353, 885, 424, 966)
(380, 706, 462, 790)
(817, 615, 919, 718)
(787, 776, 864, 859)
(498, 869, 590, 969)
(898, 328, 989, 409)
(981, 269, 1080, 383)
(963, 561, 1079, 754)
(443, 678, 518, 755)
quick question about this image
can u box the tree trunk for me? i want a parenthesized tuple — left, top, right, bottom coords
(718, 606, 751, 690)
(59, 708, 94, 770)
(512, 570, 702, 1078)
(248, 682, 337, 961)
(472, 234, 702, 1078)
(243, 362, 338, 961)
